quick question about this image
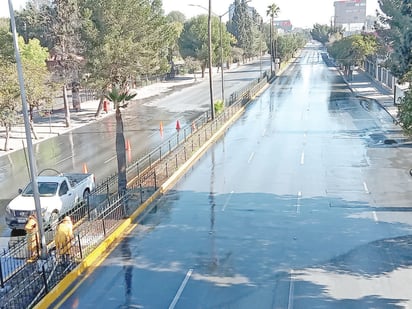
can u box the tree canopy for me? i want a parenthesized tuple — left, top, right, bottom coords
(179, 15, 234, 77)
(376, 0, 412, 82)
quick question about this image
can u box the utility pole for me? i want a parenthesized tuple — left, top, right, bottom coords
(208, 0, 215, 120)
(219, 15, 225, 104)
(8, 0, 47, 259)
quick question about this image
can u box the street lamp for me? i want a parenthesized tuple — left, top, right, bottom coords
(8, 0, 47, 259)
(189, 4, 230, 115)
(208, 0, 215, 120)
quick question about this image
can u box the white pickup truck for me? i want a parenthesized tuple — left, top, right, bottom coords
(5, 171, 95, 230)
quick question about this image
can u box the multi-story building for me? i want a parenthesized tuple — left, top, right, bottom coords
(334, 0, 366, 34)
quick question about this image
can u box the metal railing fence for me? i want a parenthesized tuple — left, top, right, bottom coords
(0, 71, 272, 308)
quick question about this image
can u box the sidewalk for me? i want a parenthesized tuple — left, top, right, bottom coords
(340, 68, 398, 121)
(0, 75, 200, 156)
(0, 62, 398, 158)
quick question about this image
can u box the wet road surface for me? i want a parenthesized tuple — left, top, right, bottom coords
(34, 44, 412, 308)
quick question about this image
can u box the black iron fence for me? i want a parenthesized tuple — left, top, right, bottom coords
(0, 71, 272, 308)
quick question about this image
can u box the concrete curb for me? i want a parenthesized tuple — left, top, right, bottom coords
(35, 101, 248, 309)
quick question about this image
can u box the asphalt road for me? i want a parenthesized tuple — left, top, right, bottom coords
(54, 43, 412, 308)
(0, 57, 271, 242)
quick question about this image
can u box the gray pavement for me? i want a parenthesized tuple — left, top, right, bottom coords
(339, 67, 398, 121)
(0, 61, 398, 158)
(0, 75, 200, 157)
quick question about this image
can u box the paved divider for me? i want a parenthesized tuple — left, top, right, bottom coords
(33, 69, 274, 308)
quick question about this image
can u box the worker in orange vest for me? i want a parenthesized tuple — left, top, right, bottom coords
(25, 214, 39, 262)
(55, 216, 74, 263)
(103, 99, 109, 113)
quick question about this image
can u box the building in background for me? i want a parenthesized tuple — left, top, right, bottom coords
(334, 0, 366, 35)
(273, 20, 292, 32)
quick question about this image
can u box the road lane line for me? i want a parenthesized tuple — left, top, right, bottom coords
(104, 155, 116, 164)
(287, 269, 294, 309)
(296, 192, 302, 214)
(363, 181, 370, 194)
(222, 191, 234, 211)
(262, 128, 267, 136)
(248, 152, 255, 164)
(55, 156, 73, 165)
(169, 268, 193, 309)
(300, 152, 305, 165)
(373, 211, 378, 222)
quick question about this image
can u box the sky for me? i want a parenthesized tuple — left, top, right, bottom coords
(2, 0, 381, 29)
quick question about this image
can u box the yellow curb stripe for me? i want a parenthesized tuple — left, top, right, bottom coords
(36, 104, 247, 309)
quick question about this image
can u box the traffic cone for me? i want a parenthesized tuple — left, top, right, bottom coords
(125, 139, 131, 150)
(82, 163, 88, 173)
(103, 100, 108, 113)
(176, 120, 181, 131)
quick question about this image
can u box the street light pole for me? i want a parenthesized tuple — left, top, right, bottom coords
(208, 0, 215, 120)
(219, 15, 225, 104)
(8, 0, 47, 259)
(269, 18, 273, 75)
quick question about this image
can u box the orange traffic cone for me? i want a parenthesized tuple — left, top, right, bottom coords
(82, 163, 88, 174)
(176, 120, 181, 131)
(125, 139, 131, 150)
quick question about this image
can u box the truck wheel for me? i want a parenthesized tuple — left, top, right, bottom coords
(49, 211, 59, 230)
(83, 189, 90, 201)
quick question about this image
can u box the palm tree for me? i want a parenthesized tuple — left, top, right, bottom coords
(105, 87, 136, 195)
(266, 3, 280, 74)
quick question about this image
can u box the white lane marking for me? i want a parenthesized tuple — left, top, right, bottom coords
(363, 182, 370, 194)
(287, 269, 295, 309)
(55, 156, 72, 165)
(104, 155, 116, 164)
(262, 128, 267, 136)
(169, 268, 193, 309)
(373, 211, 378, 222)
(248, 152, 255, 164)
(222, 191, 234, 211)
(296, 192, 302, 214)
(300, 152, 305, 165)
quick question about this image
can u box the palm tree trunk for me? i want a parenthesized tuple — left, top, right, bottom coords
(115, 107, 127, 195)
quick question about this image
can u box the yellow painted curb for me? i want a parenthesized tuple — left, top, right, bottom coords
(35, 106, 246, 309)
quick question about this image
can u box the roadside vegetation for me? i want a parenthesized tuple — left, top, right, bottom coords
(0, 0, 310, 193)
(312, 0, 411, 133)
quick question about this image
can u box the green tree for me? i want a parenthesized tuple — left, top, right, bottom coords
(79, 0, 173, 194)
(0, 22, 56, 149)
(0, 63, 20, 151)
(0, 25, 20, 151)
(376, 0, 412, 132)
(49, 0, 84, 124)
(310, 24, 330, 45)
(15, 3, 54, 48)
(179, 15, 233, 77)
(266, 3, 280, 70)
(105, 87, 136, 195)
(328, 33, 377, 78)
(376, 0, 412, 82)
(277, 33, 308, 63)
(228, 0, 255, 61)
(167, 11, 186, 24)
(20, 37, 57, 136)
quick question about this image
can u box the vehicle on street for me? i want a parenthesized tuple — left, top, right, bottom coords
(5, 169, 95, 230)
